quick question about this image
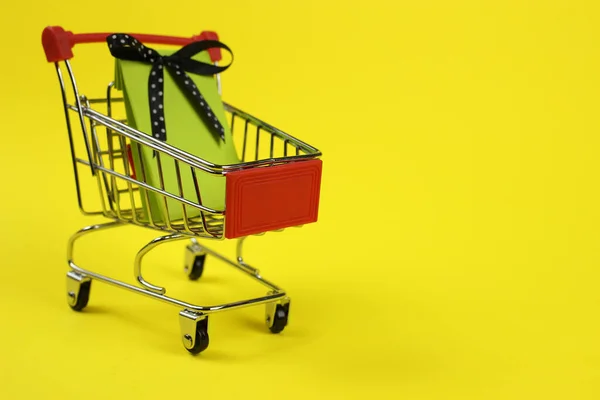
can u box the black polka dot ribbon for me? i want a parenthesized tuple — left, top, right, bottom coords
(106, 33, 233, 143)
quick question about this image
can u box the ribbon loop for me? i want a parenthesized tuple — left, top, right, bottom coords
(106, 34, 233, 143)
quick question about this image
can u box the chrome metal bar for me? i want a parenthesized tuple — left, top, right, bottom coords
(118, 187, 139, 194)
(174, 160, 192, 233)
(134, 233, 187, 294)
(88, 97, 124, 104)
(255, 126, 260, 161)
(118, 136, 139, 225)
(85, 96, 111, 215)
(135, 142, 158, 228)
(76, 158, 90, 165)
(64, 60, 96, 175)
(221, 154, 317, 171)
(107, 82, 115, 120)
(98, 150, 124, 156)
(242, 119, 249, 162)
(270, 133, 275, 158)
(155, 152, 173, 231)
(190, 167, 213, 237)
(55, 63, 100, 216)
(108, 79, 138, 225)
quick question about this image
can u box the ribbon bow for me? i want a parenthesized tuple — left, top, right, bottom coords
(106, 33, 233, 143)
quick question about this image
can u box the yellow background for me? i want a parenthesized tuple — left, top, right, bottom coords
(1, 1, 599, 399)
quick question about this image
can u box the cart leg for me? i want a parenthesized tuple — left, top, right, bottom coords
(66, 221, 125, 312)
(236, 237, 292, 333)
(134, 233, 188, 295)
(179, 309, 209, 355)
(66, 270, 92, 312)
(185, 239, 207, 281)
(192, 237, 292, 334)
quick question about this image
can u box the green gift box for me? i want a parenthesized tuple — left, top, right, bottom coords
(112, 43, 240, 223)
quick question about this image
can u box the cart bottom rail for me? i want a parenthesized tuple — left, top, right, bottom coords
(65, 221, 291, 354)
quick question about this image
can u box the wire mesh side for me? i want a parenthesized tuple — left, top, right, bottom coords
(54, 59, 320, 239)
(225, 105, 319, 169)
(85, 92, 226, 238)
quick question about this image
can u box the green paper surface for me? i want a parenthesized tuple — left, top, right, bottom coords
(113, 49, 240, 223)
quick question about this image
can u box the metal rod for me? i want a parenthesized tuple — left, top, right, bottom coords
(136, 142, 158, 228)
(174, 159, 192, 233)
(191, 167, 213, 237)
(85, 96, 111, 215)
(242, 119, 249, 162)
(255, 126, 260, 161)
(55, 63, 98, 216)
(119, 136, 139, 224)
(64, 60, 96, 176)
(155, 152, 173, 231)
(270, 133, 275, 158)
(87, 97, 124, 104)
(134, 233, 187, 294)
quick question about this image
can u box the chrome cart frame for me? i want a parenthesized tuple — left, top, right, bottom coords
(43, 26, 322, 354)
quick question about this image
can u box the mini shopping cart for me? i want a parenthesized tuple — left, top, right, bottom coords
(41, 26, 323, 354)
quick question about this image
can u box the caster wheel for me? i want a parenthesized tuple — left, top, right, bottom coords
(180, 310, 209, 355)
(187, 254, 206, 281)
(69, 280, 91, 311)
(268, 303, 290, 334)
(187, 327, 210, 355)
(185, 241, 206, 281)
(66, 271, 91, 312)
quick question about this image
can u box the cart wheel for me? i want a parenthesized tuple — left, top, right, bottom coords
(185, 241, 206, 281)
(187, 254, 206, 281)
(187, 328, 210, 355)
(67, 271, 91, 312)
(180, 310, 210, 355)
(185, 317, 210, 355)
(268, 303, 289, 334)
(69, 280, 91, 311)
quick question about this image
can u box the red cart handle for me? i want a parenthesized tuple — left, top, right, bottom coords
(42, 26, 222, 63)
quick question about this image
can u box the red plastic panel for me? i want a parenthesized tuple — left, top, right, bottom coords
(225, 160, 323, 239)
